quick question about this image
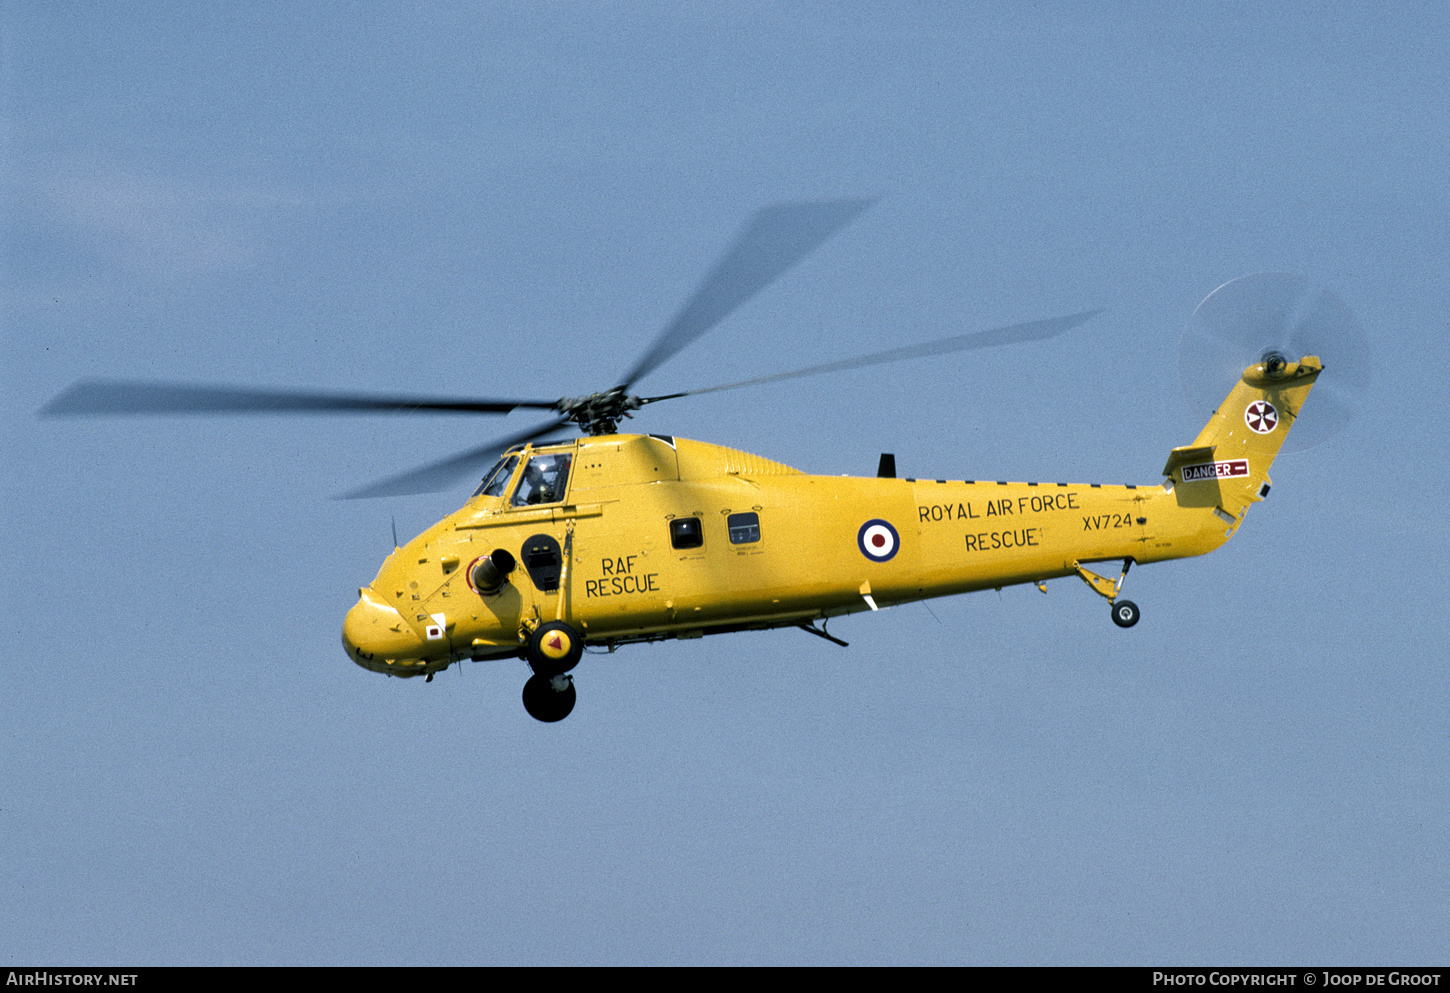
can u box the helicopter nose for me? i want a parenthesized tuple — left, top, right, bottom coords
(342, 588, 430, 675)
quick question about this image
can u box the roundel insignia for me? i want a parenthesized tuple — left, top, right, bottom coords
(1245, 400, 1279, 434)
(539, 629, 572, 660)
(857, 519, 900, 562)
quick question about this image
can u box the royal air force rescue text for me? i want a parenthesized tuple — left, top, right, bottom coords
(916, 491, 1137, 552)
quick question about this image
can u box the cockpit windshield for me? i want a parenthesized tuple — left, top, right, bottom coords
(511, 452, 573, 506)
(472, 455, 519, 498)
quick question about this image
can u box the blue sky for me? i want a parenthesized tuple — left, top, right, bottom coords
(3, 2, 1447, 965)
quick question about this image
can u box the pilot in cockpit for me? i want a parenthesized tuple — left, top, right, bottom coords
(512, 453, 571, 506)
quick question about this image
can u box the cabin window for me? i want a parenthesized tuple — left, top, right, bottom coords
(670, 517, 704, 549)
(511, 452, 573, 507)
(473, 456, 519, 498)
(727, 512, 761, 544)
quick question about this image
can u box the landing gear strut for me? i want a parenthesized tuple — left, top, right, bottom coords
(521, 620, 584, 722)
(1074, 558, 1141, 628)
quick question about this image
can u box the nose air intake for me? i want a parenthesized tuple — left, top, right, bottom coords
(468, 549, 517, 595)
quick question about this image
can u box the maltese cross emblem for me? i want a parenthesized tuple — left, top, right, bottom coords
(1245, 400, 1278, 434)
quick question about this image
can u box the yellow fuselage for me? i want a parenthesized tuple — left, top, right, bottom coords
(343, 357, 1321, 678)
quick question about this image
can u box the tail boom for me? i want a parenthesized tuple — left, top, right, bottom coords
(1143, 354, 1322, 563)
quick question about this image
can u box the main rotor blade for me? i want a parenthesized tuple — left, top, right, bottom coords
(642, 310, 1102, 403)
(618, 198, 876, 389)
(339, 418, 572, 500)
(41, 379, 558, 417)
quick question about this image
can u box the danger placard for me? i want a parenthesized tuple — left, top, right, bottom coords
(1181, 459, 1250, 482)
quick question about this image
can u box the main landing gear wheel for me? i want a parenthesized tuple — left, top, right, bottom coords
(1111, 600, 1140, 628)
(525, 620, 584, 677)
(522, 674, 576, 722)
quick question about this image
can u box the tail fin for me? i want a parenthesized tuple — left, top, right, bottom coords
(1163, 355, 1322, 517)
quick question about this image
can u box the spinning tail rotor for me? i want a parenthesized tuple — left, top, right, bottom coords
(1179, 274, 1370, 452)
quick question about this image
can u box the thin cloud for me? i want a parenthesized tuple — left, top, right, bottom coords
(12, 157, 317, 280)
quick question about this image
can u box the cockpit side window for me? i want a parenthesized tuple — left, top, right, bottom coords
(511, 452, 573, 507)
(727, 512, 761, 544)
(473, 456, 519, 498)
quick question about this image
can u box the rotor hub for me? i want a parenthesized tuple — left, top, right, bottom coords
(554, 388, 643, 435)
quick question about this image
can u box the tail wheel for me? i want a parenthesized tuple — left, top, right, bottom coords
(525, 620, 584, 676)
(522, 674, 576, 722)
(1111, 600, 1140, 628)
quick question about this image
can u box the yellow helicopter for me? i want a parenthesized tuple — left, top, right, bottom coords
(42, 202, 1336, 722)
